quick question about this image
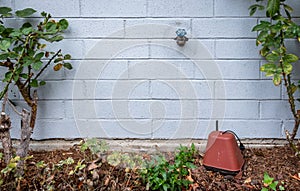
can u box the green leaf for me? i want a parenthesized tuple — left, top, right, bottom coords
(9, 30, 22, 38)
(269, 181, 278, 191)
(163, 184, 168, 191)
(257, 31, 269, 44)
(32, 61, 43, 70)
(252, 21, 271, 32)
(21, 27, 33, 35)
(249, 4, 265, 16)
(15, 8, 36, 17)
(266, 53, 280, 62)
(45, 22, 57, 32)
(54, 57, 63, 63)
(63, 62, 73, 70)
(64, 54, 71, 60)
(283, 4, 293, 13)
(0, 7, 12, 17)
(3, 71, 12, 82)
(283, 63, 293, 74)
(20, 73, 29, 79)
(48, 35, 64, 42)
(261, 63, 277, 74)
(279, 185, 285, 190)
(290, 84, 297, 95)
(263, 172, 274, 184)
(22, 22, 32, 28)
(34, 52, 44, 61)
(0, 53, 10, 60)
(39, 81, 46, 86)
(0, 25, 5, 33)
(0, 39, 11, 51)
(249, 5, 257, 16)
(30, 79, 39, 87)
(273, 74, 281, 86)
(283, 54, 298, 63)
(58, 19, 69, 30)
(260, 46, 270, 57)
(266, 0, 280, 17)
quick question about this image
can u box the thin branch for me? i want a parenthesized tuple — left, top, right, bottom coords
(33, 49, 61, 81)
(7, 99, 22, 116)
(20, 72, 33, 90)
(1, 92, 8, 113)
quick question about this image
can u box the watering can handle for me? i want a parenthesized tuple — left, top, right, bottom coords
(222, 130, 245, 151)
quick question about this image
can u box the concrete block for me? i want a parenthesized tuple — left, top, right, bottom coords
(192, 18, 257, 38)
(124, 19, 191, 39)
(152, 119, 214, 139)
(197, 100, 259, 119)
(289, 0, 300, 17)
(220, 120, 282, 138)
(69, 100, 152, 119)
(215, 80, 281, 99)
(94, 80, 151, 100)
(0, 0, 12, 8)
(76, 119, 152, 139)
(291, 61, 300, 80)
(129, 60, 184, 80)
(67, 19, 124, 38)
(65, 60, 128, 80)
(148, 0, 213, 17)
(84, 39, 149, 59)
(149, 40, 214, 60)
(194, 60, 260, 80)
(192, 81, 214, 99)
(151, 80, 213, 100)
(282, 84, 300, 100)
(260, 101, 294, 120)
(216, 39, 260, 59)
(215, 0, 263, 17)
(47, 39, 84, 59)
(129, 60, 195, 80)
(71, 80, 109, 100)
(37, 101, 65, 119)
(14, 0, 80, 17)
(285, 39, 300, 57)
(97, 60, 128, 80)
(69, 100, 197, 120)
(80, 0, 147, 17)
(282, 120, 300, 138)
(148, 100, 196, 119)
(71, 80, 150, 100)
(31, 119, 79, 140)
(38, 80, 74, 99)
(38, 61, 65, 80)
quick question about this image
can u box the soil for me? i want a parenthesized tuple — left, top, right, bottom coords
(0, 143, 299, 191)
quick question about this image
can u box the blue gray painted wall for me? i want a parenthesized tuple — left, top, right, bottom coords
(1, 0, 300, 139)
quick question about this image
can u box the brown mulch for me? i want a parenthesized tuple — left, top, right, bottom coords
(0, 143, 299, 190)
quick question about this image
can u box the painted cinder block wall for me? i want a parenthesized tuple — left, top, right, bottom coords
(2, 0, 300, 140)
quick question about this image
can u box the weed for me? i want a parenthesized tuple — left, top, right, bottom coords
(261, 172, 285, 191)
(140, 143, 197, 191)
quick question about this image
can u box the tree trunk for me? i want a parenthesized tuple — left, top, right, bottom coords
(16, 109, 31, 176)
(0, 112, 12, 164)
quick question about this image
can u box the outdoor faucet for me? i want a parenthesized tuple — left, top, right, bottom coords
(174, 29, 188, 47)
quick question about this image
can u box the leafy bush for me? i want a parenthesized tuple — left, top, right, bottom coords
(140, 144, 197, 191)
(249, 0, 300, 153)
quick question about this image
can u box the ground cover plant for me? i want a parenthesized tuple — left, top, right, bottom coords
(0, 140, 299, 190)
